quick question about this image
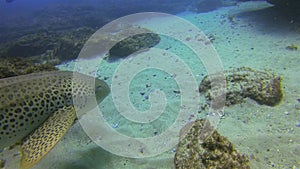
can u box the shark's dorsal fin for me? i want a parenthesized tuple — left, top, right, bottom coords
(20, 106, 76, 169)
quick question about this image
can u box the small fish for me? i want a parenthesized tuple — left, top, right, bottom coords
(0, 71, 110, 169)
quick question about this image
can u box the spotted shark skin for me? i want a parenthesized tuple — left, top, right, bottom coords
(0, 71, 110, 169)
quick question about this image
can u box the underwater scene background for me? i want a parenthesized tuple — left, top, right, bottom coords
(0, 0, 299, 169)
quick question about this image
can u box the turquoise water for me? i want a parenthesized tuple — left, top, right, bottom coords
(1, 0, 300, 169)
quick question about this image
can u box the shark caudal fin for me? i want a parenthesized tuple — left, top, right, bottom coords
(20, 106, 76, 169)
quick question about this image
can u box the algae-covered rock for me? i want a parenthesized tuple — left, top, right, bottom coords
(108, 32, 160, 60)
(174, 119, 250, 169)
(199, 67, 283, 107)
(0, 58, 57, 78)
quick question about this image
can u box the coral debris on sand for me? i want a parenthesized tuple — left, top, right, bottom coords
(199, 67, 283, 107)
(174, 119, 250, 169)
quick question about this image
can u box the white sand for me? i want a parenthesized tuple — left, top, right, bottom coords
(3, 1, 299, 169)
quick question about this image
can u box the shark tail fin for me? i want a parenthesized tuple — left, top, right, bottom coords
(20, 106, 76, 169)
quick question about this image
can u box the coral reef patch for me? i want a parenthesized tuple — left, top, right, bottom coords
(174, 119, 250, 169)
(0, 58, 57, 78)
(0, 27, 95, 65)
(199, 67, 283, 107)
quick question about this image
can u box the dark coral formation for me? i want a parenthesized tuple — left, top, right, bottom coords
(108, 32, 160, 61)
(195, 0, 238, 13)
(0, 2, 209, 45)
(174, 119, 250, 169)
(195, 0, 225, 13)
(199, 67, 283, 107)
(266, 0, 300, 22)
(0, 4, 161, 73)
(0, 27, 92, 78)
(0, 58, 57, 78)
(0, 6, 109, 44)
(267, 0, 300, 9)
(64, 24, 161, 61)
(0, 27, 95, 65)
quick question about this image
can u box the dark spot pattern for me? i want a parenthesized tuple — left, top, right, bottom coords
(20, 106, 76, 169)
(0, 71, 107, 150)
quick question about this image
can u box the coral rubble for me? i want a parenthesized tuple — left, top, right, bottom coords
(199, 67, 283, 107)
(174, 119, 250, 169)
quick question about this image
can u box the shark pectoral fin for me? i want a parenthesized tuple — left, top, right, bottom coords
(20, 106, 77, 169)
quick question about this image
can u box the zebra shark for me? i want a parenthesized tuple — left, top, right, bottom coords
(0, 71, 110, 169)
